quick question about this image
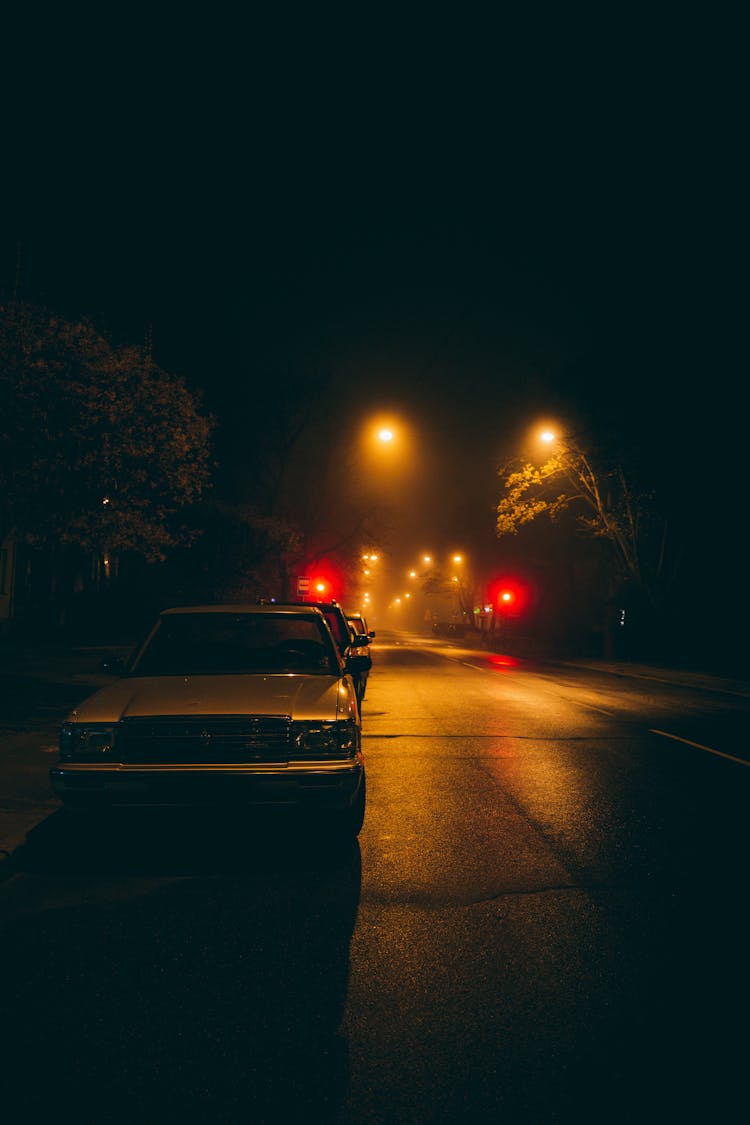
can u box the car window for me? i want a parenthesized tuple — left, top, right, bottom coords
(283, 602, 352, 653)
(130, 613, 338, 676)
(321, 611, 350, 651)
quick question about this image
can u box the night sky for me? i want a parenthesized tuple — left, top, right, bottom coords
(3, 15, 745, 624)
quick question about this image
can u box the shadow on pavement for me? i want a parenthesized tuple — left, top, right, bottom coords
(3, 808, 362, 1122)
(20, 806, 360, 878)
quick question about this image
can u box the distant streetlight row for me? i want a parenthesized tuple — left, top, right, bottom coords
(386, 549, 469, 610)
(361, 415, 569, 617)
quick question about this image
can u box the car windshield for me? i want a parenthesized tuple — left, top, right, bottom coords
(129, 613, 339, 676)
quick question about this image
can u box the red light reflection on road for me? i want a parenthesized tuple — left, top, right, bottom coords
(487, 654, 520, 670)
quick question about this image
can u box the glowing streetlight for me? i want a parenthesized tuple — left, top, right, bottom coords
(378, 428, 394, 443)
(540, 430, 556, 445)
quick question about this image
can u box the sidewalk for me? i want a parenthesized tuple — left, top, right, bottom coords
(0, 640, 126, 879)
(552, 657, 750, 699)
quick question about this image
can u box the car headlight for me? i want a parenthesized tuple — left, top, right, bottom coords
(292, 719, 358, 758)
(59, 722, 119, 761)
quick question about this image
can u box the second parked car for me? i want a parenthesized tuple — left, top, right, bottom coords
(346, 613, 375, 700)
(285, 600, 371, 709)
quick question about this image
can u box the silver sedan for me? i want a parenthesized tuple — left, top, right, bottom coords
(50, 604, 367, 836)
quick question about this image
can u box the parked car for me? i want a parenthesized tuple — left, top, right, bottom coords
(285, 600, 371, 708)
(432, 620, 468, 638)
(346, 613, 375, 700)
(50, 604, 368, 836)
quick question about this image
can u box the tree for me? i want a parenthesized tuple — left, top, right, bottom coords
(414, 557, 480, 630)
(0, 301, 214, 563)
(496, 432, 679, 650)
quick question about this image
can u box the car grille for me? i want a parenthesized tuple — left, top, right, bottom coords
(118, 715, 292, 764)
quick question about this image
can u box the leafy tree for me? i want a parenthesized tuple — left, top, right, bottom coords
(0, 301, 214, 562)
(415, 558, 480, 629)
(496, 433, 677, 623)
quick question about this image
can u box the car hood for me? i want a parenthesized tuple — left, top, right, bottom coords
(66, 674, 357, 724)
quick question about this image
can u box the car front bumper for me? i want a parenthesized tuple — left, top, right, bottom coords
(50, 757, 364, 810)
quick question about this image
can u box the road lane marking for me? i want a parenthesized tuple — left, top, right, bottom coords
(649, 729, 750, 767)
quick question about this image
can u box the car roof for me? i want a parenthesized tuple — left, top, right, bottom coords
(284, 599, 344, 610)
(280, 601, 351, 618)
(159, 604, 327, 617)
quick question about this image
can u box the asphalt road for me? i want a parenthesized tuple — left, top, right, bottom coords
(1, 632, 749, 1122)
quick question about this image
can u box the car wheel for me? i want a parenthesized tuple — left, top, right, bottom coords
(334, 775, 366, 838)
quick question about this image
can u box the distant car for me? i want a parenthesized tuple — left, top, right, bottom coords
(50, 604, 368, 836)
(284, 600, 371, 708)
(432, 620, 468, 638)
(346, 613, 375, 700)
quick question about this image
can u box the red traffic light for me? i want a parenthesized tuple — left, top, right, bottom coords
(302, 560, 344, 602)
(490, 576, 530, 616)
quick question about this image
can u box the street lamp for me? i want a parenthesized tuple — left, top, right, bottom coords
(361, 415, 410, 460)
(535, 424, 598, 489)
(527, 422, 573, 462)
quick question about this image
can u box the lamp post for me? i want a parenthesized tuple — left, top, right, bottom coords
(449, 550, 473, 631)
(357, 550, 382, 620)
